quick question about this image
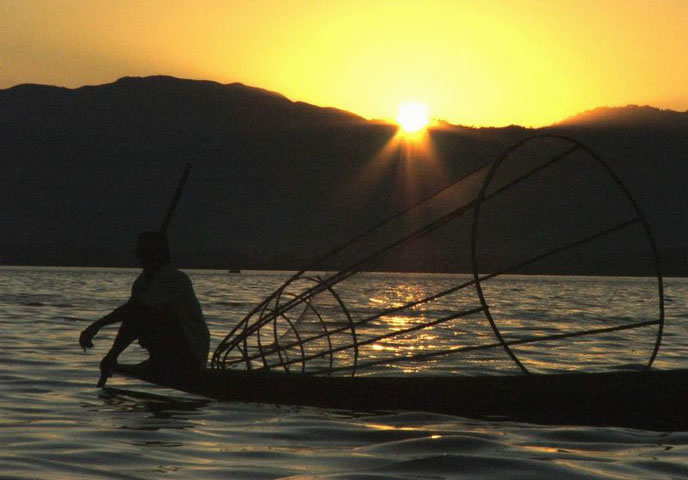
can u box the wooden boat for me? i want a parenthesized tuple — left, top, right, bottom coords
(112, 364, 688, 431)
(106, 136, 677, 431)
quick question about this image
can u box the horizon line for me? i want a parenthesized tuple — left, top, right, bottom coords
(2, 74, 686, 130)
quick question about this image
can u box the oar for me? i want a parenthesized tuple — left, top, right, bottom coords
(97, 163, 193, 388)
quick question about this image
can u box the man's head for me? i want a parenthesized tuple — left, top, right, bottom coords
(136, 231, 171, 269)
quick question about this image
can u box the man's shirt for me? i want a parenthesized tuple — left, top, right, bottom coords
(131, 264, 210, 368)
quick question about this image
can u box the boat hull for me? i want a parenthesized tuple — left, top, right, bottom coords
(112, 365, 688, 431)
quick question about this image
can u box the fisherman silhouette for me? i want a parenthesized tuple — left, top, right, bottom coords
(79, 231, 209, 387)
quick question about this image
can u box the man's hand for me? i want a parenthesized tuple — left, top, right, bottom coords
(79, 324, 99, 351)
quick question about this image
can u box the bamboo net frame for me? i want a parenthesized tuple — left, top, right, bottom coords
(211, 135, 664, 376)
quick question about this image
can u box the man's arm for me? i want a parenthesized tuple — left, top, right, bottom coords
(79, 302, 131, 351)
(96, 300, 158, 386)
(98, 316, 139, 382)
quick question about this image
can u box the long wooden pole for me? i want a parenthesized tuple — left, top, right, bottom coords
(161, 163, 192, 233)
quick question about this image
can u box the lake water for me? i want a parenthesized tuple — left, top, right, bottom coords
(2, 266, 688, 479)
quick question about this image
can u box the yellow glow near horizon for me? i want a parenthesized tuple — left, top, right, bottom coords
(2, 1, 687, 127)
(397, 102, 430, 133)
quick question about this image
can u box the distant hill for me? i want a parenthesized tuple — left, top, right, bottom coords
(555, 105, 688, 130)
(0, 75, 366, 137)
(1, 76, 687, 275)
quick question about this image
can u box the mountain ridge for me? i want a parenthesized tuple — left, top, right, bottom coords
(5, 75, 688, 129)
(1, 76, 687, 275)
(1, 75, 366, 127)
(554, 104, 688, 129)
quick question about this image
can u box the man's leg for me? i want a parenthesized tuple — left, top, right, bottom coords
(140, 314, 199, 386)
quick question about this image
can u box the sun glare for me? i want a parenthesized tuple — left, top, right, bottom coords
(396, 101, 430, 133)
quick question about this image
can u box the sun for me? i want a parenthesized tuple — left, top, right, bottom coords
(396, 101, 430, 133)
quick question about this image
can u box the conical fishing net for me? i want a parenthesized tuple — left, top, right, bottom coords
(212, 135, 664, 376)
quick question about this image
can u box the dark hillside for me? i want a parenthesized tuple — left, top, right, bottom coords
(1, 77, 687, 274)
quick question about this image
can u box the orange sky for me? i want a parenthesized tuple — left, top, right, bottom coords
(2, 0, 687, 127)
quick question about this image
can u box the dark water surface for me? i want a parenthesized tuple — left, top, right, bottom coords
(2, 267, 688, 479)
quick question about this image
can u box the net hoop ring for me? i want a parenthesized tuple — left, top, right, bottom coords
(469, 134, 665, 374)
